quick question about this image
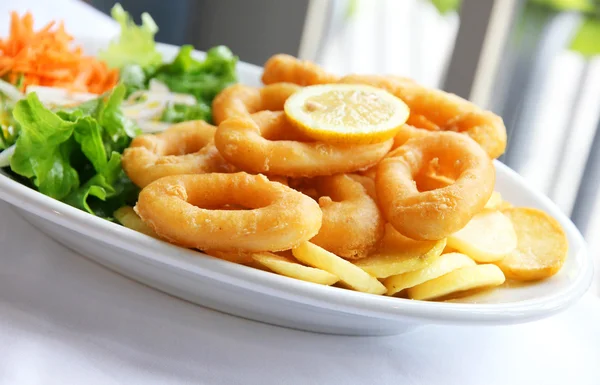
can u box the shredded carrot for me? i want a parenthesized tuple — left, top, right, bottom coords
(0, 12, 119, 94)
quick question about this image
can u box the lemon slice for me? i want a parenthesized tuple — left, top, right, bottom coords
(284, 84, 410, 144)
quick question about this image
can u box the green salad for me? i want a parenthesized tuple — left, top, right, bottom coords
(0, 4, 239, 221)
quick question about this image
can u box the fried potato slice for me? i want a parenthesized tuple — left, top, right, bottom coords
(484, 191, 503, 209)
(114, 206, 159, 238)
(447, 210, 517, 263)
(252, 252, 339, 286)
(292, 242, 386, 294)
(384, 252, 476, 296)
(495, 207, 568, 281)
(407, 264, 506, 300)
(354, 224, 446, 278)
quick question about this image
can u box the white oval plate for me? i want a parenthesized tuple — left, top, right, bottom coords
(0, 43, 593, 335)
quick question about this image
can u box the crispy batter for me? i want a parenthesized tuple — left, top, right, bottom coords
(215, 111, 393, 177)
(305, 174, 385, 260)
(135, 173, 323, 252)
(122, 120, 235, 188)
(212, 82, 301, 125)
(261, 55, 507, 158)
(376, 131, 495, 240)
(262, 54, 339, 86)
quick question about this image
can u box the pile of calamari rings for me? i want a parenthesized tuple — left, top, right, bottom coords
(121, 53, 508, 286)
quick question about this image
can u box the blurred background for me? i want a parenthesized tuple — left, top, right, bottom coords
(4, 0, 600, 291)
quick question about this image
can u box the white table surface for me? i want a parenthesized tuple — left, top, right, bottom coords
(1, 1, 600, 384)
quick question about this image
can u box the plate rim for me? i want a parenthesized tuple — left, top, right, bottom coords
(0, 43, 593, 325)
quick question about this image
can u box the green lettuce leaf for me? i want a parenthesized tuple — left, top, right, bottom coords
(96, 85, 140, 152)
(73, 117, 107, 173)
(98, 3, 162, 69)
(160, 102, 211, 123)
(10, 93, 79, 199)
(63, 152, 139, 219)
(119, 64, 148, 97)
(9, 85, 140, 219)
(153, 45, 238, 104)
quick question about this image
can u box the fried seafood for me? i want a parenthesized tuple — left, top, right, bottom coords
(212, 82, 301, 124)
(261, 55, 507, 158)
(115, 53, 568, 302)
(135, 173, 323, 252)
(340, 75, 507, 159)
(214, 111, 393, 177)
(262, 54, 339, 86)
(122, 120, 234, 188)
(376, 131, 495, 240)
(304, 174, 385, 260)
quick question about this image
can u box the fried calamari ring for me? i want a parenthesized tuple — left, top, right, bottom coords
(376, 131, 495, 241)
(406, 114, 440, 131)
(392, 124, 432, 149)
(135, 173, 323, 252)
(212, 82, 302, 125)
(297, 174, 384, 259)
(215, 111, 394, 177)
(262, 54, 339, 86)
(122, 120, 234, 188)
(260, 55, 506, 158)
(339, 74, 506, 158)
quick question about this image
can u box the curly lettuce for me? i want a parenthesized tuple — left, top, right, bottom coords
(98, 4, 162, 70)
(153, 45, 238, 106)
(9, 85, 140, 219)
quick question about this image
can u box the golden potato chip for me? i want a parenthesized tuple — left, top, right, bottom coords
(407, 264, 505, 300)
(447, 210, 517, 262)
(495, 207, 568, 281)
(292, 242, 386, 294)
(384, 252, 476, 296)
(355, 224, 446, 278)
(484, 191, 503, 209)
(114, 206, 159, 238)
(252, 252, 339, 286)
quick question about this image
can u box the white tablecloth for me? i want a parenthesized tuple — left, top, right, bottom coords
(1, 200, 599, 385)
(1, 2, 600, 384)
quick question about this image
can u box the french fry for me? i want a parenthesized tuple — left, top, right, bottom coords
(292, 242, 386, 294)
(253, 252, 339, 286)
(407, 264, 505, 300)
(355, 224, 446, 278)
(114, 206, 159, 238)
(384, 252, 475, 296)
